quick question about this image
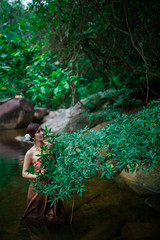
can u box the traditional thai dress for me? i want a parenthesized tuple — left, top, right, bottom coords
(23, 159, 65, 222)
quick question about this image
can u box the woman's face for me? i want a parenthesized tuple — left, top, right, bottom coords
(34, 127, 44, 142)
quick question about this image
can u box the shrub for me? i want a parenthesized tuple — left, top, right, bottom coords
(30, 100, 160, 205)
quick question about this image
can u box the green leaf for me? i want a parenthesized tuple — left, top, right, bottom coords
(40, 86, 46, 94)
(63, 82, 70, 90)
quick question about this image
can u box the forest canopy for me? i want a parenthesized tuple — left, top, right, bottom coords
(0, 0, 160, 108)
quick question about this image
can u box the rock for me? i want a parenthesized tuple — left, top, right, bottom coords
(144, 196, 160, 213)
(42, 111, 58, 122)
(33, 107, 49, 123)
(120, 165, 160, 195)
(15, 136, 33, 143)
(121, 222, 160, 240)
(90, 121, 111, 131)
(0, 98, 11, 105)
(41, 108, 71, 135)
(41, 109, 105, 135)
(90, 122, 160, 196)
(41, 100, 106, 135)
(0, 98, 34, 129)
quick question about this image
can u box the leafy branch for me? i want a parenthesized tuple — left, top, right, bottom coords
(30, 100, 160, 205)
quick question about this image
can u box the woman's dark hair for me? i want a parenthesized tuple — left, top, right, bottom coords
(27, 123, 40, 142)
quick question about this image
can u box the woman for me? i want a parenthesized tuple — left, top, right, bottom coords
(22, 123, 65, 222)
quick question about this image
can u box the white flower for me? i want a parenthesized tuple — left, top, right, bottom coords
(24, 134, 31, 141)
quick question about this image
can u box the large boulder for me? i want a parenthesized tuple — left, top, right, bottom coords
(42, 110, 58, 122)
(120, 165, 160, 195)
(41, 108, 71, 135)
(41, 100, 105, 135)
(0, 98, 34, 129)
(33, 107, 49, 123)
(0, 98, 11, 105)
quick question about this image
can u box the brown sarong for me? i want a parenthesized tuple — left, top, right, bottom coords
(23, 180, 65, 222)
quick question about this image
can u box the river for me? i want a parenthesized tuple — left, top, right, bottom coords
(0, 129, 160, 240)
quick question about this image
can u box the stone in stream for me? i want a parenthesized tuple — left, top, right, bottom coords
(0, 98, 34, 129)
(120, 165, 160, 195)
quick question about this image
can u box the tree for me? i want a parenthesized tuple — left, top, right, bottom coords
(0, 0, 160, 107)
(29, 0, 160, 101)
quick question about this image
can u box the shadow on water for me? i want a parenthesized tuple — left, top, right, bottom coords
(0, 129, 160, 240)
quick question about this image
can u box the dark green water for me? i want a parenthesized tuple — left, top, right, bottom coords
(0, 129, 160, 240)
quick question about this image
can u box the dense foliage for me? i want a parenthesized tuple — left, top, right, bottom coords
(0, 0, 160, 107)
(1, 0, 159, 206)
(31, 100, 160, 204)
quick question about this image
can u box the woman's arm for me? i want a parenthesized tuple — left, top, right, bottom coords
(22, 151, 37, 179)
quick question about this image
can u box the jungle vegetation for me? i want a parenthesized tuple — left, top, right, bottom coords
(1, 0, 160, 107)
(0, 0, 160, 203)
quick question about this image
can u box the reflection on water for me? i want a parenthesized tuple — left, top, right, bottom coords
(0, 129, 160, 240)
(21, 218, 57, 240)
(0, 128, 31, 158)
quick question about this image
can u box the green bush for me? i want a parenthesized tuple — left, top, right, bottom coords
(87, 88, 142, 123)
(30, 100, 160, 205)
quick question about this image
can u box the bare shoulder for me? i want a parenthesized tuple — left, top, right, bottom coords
(25, 147, 34, 159)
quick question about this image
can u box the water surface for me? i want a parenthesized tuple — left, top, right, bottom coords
(0, 129, 160, 240)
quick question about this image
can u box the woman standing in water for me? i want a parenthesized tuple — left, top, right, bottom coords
(22, 123, 65, 222)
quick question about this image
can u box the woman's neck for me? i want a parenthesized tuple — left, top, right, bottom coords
(34, 141, 44, 149)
